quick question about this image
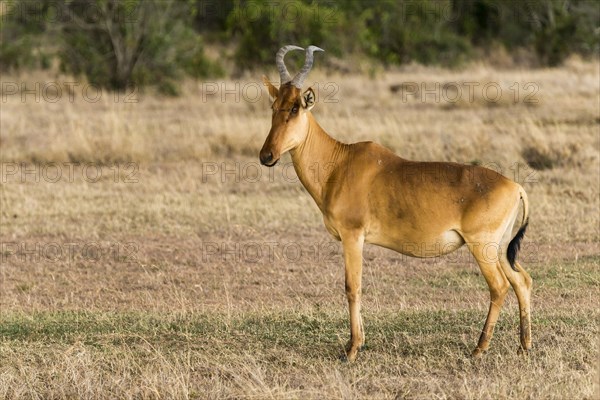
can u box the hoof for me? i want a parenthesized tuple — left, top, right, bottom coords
(471, 347, 485, 358)
(344, 339, 362, 362)
(517, 347, 530, 356)
(342, 347, 359, 363)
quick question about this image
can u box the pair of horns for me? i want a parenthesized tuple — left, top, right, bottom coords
(276, 45, 324, 88)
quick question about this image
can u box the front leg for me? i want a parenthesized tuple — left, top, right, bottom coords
(341, 231, 365, 362)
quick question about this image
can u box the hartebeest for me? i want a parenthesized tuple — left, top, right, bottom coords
(259, 45, 532, 362)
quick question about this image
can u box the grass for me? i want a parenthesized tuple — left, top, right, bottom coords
(1, 57, 599, 398)
(0, 306, 598, 399)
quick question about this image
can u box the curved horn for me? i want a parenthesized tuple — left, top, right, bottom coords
(276, 45, 304, 84)
(290, 46, 324, 88)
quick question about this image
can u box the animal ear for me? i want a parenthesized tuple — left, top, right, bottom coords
(262, 76, 279, 100)
(301, 87, 316, 111)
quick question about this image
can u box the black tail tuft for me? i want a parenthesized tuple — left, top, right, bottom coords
(507, 220, 528, 271)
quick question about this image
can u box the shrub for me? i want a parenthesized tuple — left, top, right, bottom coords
(1, 0, 597, 87)
(451, 0, 599, 66)
(0, 0, 53, 71)
(532, 0, 598, 66)
(57, 0, 222, 93)
(356, 0, 473, 67)
(227, 0, 343, 71)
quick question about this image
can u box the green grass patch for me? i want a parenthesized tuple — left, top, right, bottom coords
(1, 309, 598, 399)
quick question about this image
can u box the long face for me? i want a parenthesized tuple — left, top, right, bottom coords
(259, 81, 315, 166)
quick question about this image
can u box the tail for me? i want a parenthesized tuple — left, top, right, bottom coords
(507, 187, 529, 271)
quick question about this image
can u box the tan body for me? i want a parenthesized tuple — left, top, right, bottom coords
(260, 65, 532, 362)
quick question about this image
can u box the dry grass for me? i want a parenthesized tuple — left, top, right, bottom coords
(1, 58, 599, 399)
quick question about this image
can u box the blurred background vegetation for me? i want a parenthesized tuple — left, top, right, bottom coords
(1, 0, 598, 93)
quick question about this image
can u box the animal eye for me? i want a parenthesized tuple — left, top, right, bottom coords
(291, 106, 299, 114)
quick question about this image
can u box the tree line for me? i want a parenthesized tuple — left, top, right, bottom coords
(1, 0, 598, 94)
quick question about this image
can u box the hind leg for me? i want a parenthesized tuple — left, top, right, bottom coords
(468, 243, 510, 357)
(498, 259, 533, 353)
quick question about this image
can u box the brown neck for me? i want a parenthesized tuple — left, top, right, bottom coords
(290, 113, 347, 210)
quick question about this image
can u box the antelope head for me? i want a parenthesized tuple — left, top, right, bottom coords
(259, 45, 324, 166)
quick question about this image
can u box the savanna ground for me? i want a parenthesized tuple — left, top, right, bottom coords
(1, 58, 599, 399)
